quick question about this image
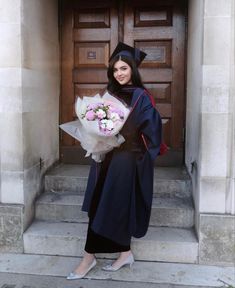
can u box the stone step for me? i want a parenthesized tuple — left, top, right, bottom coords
(45, 164, 192, 198)
(35, 192, 194, 228)
(23, 221, 198, 264)
(1, 253, 235, 287)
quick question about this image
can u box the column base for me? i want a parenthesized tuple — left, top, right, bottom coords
(0, 203, 24, 253)
(199, 214, 235, 266)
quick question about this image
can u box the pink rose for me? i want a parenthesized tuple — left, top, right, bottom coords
(85, 110, 96, 121)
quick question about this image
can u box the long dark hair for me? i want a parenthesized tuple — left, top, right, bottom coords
(107, 55, 144, 94)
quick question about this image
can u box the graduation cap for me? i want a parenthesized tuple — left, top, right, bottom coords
(109, 42, 147, 66)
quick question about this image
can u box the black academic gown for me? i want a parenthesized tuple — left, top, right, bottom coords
(82, 86, 162, 246)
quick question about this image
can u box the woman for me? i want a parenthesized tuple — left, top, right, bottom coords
(67, 42, 162, 280)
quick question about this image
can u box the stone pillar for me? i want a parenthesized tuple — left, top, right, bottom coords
(0, 0, 24, 252)
(199, 0, 235, 266)
(0, 0, 59, 252)
(186, 0, 235, 266)
(200, 0, 233, 214)
(185, 0, 204, 234)
(20, 0, 60, 229)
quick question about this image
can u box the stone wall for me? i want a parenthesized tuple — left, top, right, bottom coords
(0, 0, 59, 252)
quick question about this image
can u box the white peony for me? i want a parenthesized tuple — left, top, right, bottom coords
(100, 119, 107, 129)
(100, 119, 114, 131)
(96, 109, 106, 119)
(106, 119, 114, 130)
(110, 112, 121, 121)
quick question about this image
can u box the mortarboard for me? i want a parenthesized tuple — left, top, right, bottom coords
(109, 42, 147, 66)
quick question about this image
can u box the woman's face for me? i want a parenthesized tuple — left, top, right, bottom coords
(113, 60, 132, 85)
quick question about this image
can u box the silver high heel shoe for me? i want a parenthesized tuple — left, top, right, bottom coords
(66, 258, 97, 280)
(102, 253, 134, 271)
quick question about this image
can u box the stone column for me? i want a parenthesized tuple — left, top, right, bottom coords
(186, 0, 235, 265)
(20, 0, 60, 229)
(186, 0, 235, 266)
(0, 0, 24, 252)
(0, 0, 59, 252)
(185, 0, 204, 234)
(200, 0, 233, 215)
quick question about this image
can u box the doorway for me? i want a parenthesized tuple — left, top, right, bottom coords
(60, 0, 187, 166)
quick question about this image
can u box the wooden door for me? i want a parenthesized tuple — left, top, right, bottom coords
(60, 0, 187, 166)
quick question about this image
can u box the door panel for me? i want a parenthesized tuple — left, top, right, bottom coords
(60, 0, 187, 166)
(60, 0, 118, 153)
(123, 0, 186, 165)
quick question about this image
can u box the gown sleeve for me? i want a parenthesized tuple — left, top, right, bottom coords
(136, 91, 162, 161)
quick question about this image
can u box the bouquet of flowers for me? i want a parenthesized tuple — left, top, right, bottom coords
(60, 91, 130, 162)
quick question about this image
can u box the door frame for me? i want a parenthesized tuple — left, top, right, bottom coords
(58, 0, 188, 166)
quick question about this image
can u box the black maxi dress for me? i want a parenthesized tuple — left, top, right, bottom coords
(83, 86, 162, 253)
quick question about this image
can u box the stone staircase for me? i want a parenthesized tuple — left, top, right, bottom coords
(23, 164, 198, 264)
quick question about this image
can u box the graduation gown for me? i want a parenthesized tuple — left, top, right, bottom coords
(82, 86, 162, 246)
